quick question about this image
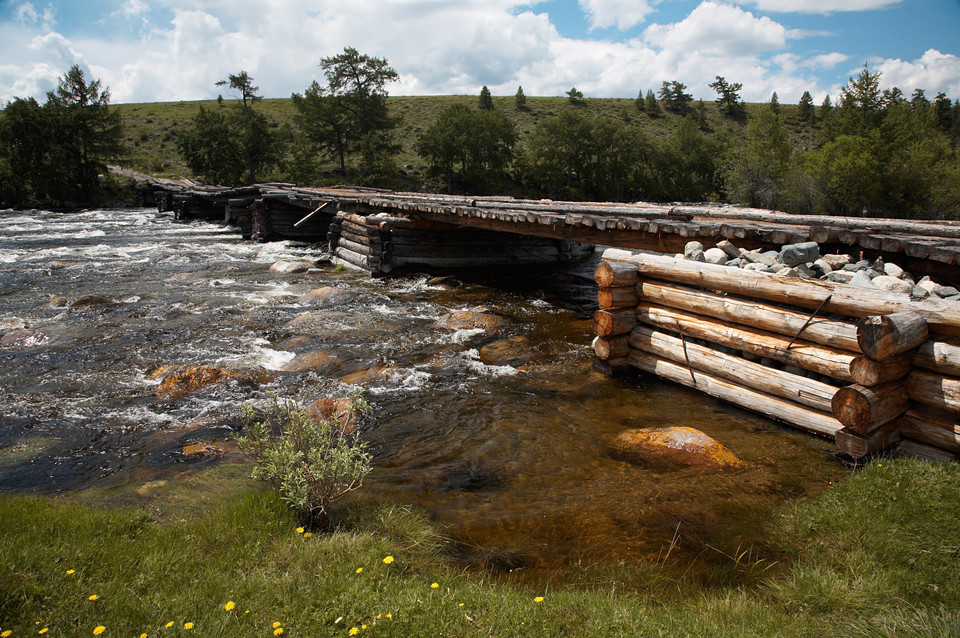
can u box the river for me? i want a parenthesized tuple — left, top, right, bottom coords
(0, 207, 842, 580)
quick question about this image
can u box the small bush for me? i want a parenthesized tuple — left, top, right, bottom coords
(235, 394, 372, 527)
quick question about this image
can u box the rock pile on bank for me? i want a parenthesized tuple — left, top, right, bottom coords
(678, 240, 959, 301)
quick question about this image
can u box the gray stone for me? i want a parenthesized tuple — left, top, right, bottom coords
(812, 258, 833, 276)
(796, 264, 817, 278)
(683, 241, 704, 259)
(883, 262, 904, 278)
(866, 269, 880, 279)
(935, 285, 960, 298)
(821, 253, 852, 269)
(725, 258, 742, 267)
(743, 250, 778, 267)
(842, 263, 862, 272)
(762, 265, 782, 273)
(826, 271, 855, 283)
(703, 247, 728, 265)
(716, 240, 740, 259)
(948, 295, 960, 302)
(850, 270, 877, 289)
(917, 278, 939, 294)
(871, 275, 914, 294)
(911, 286, 931, 300)
(688, 249, 705, 262)
(870, 258, 885, 273)
(743, 263, 767, 272)
(270, 260, 314, 274)
(776, 267, 799, 277)
(779, 241, 820, 267)
(855, 260, 872, 270)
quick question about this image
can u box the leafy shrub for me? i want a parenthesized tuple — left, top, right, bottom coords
(235, 394, 372, 526)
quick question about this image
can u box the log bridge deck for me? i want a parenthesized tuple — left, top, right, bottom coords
(143, 179, 960, 461)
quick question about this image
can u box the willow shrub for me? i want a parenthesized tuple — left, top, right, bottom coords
(235, 394, 372, 527)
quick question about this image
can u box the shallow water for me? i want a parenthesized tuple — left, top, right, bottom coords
(0, 207, 842, 579)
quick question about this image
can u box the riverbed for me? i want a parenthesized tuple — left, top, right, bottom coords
(0, 207, 842, 580)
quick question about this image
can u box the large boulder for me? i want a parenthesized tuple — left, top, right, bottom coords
(153, 365, 238, 399)
(610, 426, 746, 471)
(281, 350, 343, 373)
(479, 336, 539, 367)
(270, 260, 314, 274)
(434, 308, 509, 334)
(308, 397, 363, 434)
(1, 329, 48, 348)
(300, 286, 355, 307)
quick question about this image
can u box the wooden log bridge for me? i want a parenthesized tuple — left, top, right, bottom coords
(144, 180, 960, 281)
(594, 248, 960, 463)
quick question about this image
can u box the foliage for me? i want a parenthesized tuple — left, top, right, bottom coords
(660, 115, 721, 201)
(478, 85, 493, 111)
(710, 76, 745, 117)
(769, 91, 780, 114)
(0, 65, 122, 205)
(645, 89, 660, 116)
(235, 394, 372, 525)
(635, 89, 646, 113)
(417, 104, 518, 193)
(797, 91, 815, 122)
(566, 86, 584, 104)
(514, 85, 526, 111)
(723, 105, 792, 209)
(658, 80, 693, 114)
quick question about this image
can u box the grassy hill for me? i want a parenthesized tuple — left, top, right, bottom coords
(114, 94, 822, 183)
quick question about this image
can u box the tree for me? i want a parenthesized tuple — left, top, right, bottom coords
(177, 105, 245, 185)
(658, 81, 692, 114)
(645, 89, 660, 116)
(709, 76, 744, 117)
(935, 92, 953, 130)
(723, 105, 792, 209)
(0, 65, 122, 204)
(478, 85, 493, 110)
(820, 94, 833, 119)
(216, 71, 260, 115)
(661, 116, 719, 201)
(294, 47, 400, 181)
(515, 85, 527, 110)
(567, 87, 584, 104)
(808, 134, 881, 216)
(769, 91, 780, 114)
(635, 89, 646, 113)
(797, 91, 815, 122)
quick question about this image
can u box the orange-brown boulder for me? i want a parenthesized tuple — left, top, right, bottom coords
(308, 397, 361, 434)
(301, 286, 354, 306)
(479, 336, 539, 367)
(281, 350, 342, 373)
(434, 308, 508, 333)
(610, 426, 746, 471)
(340, 366, 395, 386)
(155, 365, 237, 399)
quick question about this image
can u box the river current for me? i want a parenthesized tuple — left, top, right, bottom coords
(0, 207, 841, 579)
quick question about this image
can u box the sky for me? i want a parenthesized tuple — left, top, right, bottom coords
(1, 0, 959, 106)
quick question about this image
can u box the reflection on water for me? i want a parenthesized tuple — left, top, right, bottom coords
(0, 207, 842, 580)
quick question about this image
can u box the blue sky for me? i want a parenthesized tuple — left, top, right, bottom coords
(1, 0, 958, 105)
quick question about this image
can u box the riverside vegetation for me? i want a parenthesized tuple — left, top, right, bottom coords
(2, 457, 959, 636)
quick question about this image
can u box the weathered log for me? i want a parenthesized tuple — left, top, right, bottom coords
(896, 439, 958, 462)
(904, 368, 960, 415)
(913, 337, 960, 377)
(856, 311, 929, 360)
(594, 308, 638, 337)
(895, 406, 960, 453)
(604, 249, 960, 334)
(598, 286, 640, 309)
(635, 302, 883, 384)
(831, 383, 909, 433)
(849, 352, 914, 386)
(627, 349, 843, 437)
(628, 325, 838, 412)
(636, 280, 861, 352)
(834, 422, 901, 459)
(595, 260, 639, 287)
(593, 356, 631, 377)
(332, 246, 377, 270)
(336, 237, 380, 257)
(593, 335, 631, 360)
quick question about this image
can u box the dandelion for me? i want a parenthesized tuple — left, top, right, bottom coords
(66, 569, 76, 575)
(534, 596, 544, 603)
(184, 622, 193, 630)
(385, 614, 392, 619)
(140, 634, 147, 638)
(224, 601, 236, 611)
(273, 629, 284, 636)
(296, 527, 304, 534)
(382, 556, 394, 564)
(303, 532, 312, 538)
(273, 622, 281, 629)
(458, 603, 464, 607)
(39, 629, 49, 634)
(93, 627, 106, 636)
(1, 632, 10, 638)
(430, 583, 439, 589)
(165, 621, 174, 628)
(361, 625, 367, 630)
(356, 567, 363, 574)
(349, 629, 359, 636)
(88, 594, 99, 601)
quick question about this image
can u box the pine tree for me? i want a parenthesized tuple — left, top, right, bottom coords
(820, 94, 833, 119)
(514, 85, 527, 110)
(479, 85, 493, 110)
(709, 76, 744, 117)
(797, 91, 814, 122)
(645, 89, 659, 116)
(635, 89, 645, 113)
(566, 87, 584, 104)
(769, 91, 780, 114)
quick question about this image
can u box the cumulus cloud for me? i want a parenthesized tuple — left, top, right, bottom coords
(15, 1, 56, 29)
(644, 2, 786, 57)
(742, 0, 902, 12)
(875, 49, 960, 97)
(578, 0, 655, 31)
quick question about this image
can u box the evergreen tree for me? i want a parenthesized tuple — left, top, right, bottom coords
(769, 91, 780, 114)
(635, 89, 645, 113)
(645, 89, 659, 116)
(514, 85, 527, 110)
(709, 76, 744, 117)
(213, 71, 282, 184)
(658, 80, 692, 113)
(479, 85, 493, 110)
(723, 105, 791, 209)
(177, 105, 245, 185)
(798, 91, 815, 122)
(566, 87, 584, 104)
(934, 92, 953, 129)
(820, 94, 833, 119)
(696, 99, 708, 130)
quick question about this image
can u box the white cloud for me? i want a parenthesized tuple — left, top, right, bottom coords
(802, 52, 849, 70)
(644, 2, 786, 57)
(742, 0, 902, 13)
(15, 1, 56, 29)
(578, 0, 655, 31)
(874, 49, 960, 97)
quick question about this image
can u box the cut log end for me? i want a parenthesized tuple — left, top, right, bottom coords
(856, 311, 929, 361)
(831, 383, 909, 433)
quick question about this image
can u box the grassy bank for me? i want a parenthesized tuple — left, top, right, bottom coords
(2, 457, 959, 637)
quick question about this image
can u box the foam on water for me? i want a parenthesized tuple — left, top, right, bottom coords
(367, 367, 433, 395)
(216, 339, 296, 371)
(449, 328, 486, 344)
(458, 349, 520, 377)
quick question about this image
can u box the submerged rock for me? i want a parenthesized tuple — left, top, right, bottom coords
(610, 426, 746, 471)
(301, 286, 355, 307)
(270, 260, 314, 274)
(308, 397, 362, 434)
(1, 329, 48, 348)
(154, 365, 238, 399)
(479, 336, 539, 367)
(434, 308, 509, 333)
(281, 350, 342, 373)
(340, 366, 396, 386)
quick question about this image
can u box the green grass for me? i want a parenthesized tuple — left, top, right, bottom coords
(2, 457, 959, 637)
(113, 95, 821, 182)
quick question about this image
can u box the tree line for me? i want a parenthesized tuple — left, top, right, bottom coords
(2, 55, 959, 219)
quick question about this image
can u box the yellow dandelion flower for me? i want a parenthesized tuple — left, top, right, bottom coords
(66, 569, 75, 575)
(361, 625, 367, 630)
(224, 601, 235, 611)
(382, 556, 394, 564)
(39, 629, 49, 634)
(458, 603, 464, 607)
(88, 594, 99, 601)
(272, 622, 281, 629)
(273, 629, 284, 636)
(349, 628, 359, 636)
(184, 622, 193, 630)
(140, 634, 147, 638)
(93, 627, 106, 636)
(165, 621, 174, 628)
(303, 532, 312, 538)
(534, 596, 544, 603)
(296, 527, 304, 534)
(356, 567, 363, 574)
(376, 614, 382, 619)
(2, 632, 10, 638)
(386, 614, 392, 619)
(430, 582, 439, 589)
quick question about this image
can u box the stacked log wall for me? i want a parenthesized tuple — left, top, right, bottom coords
(594, 249, 960, 462)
